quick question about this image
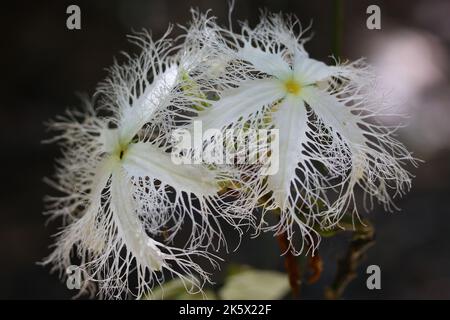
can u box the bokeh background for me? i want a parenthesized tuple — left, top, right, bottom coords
(1, 0, 449, 299)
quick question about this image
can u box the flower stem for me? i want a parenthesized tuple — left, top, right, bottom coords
(276, 229, 301, 298)
(325, 221, 375, 299)
(332, 0, 344, 59)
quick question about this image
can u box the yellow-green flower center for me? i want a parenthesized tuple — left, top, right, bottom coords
(284, 78, 301, 95)
(114, 143, 129, 161)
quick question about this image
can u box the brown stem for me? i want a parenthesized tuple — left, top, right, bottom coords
(325, 221, 375, 299)
(276, 231, 301, 298)
(307, 254, 323, 284)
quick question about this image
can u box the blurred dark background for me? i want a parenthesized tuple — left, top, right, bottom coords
(1, 0, 449, 299)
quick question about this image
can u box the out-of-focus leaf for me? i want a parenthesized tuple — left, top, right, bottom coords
(225, 263, 251, 277)
(143, 279, 217, 300)
(219, 267, 289, 300)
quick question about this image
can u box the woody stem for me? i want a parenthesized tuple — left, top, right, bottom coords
(276, 229, 301, 298)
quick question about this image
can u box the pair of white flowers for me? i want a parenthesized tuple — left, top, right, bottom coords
(43, 11, 415, 298)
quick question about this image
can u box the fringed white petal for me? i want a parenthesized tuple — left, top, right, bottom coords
(239, 43, 292, 78)
(123, 142, 218, 197)
(97, 28, 177, 143)
(267, 96, 308, 211)
(123, 141, 230, 249)
(107, 166, 215, 299)
(294, 56, 335, 85)
(302, 86, 414, 224)
(119, 64, 179, 143)
(44, 106, 113, 223)
(45, 164, 216, 299)
(110, 167, 165, 272)
(195, 79, 283, 133)
(264, 96, 322, 255)
(302, 87, 366, 145)
(42, 157, 117, 296)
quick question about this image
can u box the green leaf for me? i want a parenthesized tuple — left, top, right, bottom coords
(219, 267, 289, 300)
(143, 279, 217, 300)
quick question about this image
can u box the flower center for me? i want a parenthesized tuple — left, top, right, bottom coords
(115, 143, 129, 161)
(284, 78, 301, 95)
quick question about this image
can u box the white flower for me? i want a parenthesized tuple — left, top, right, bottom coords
(42, 29, 236, 298)
(42, 9, 418, 298)
(192, 13, 416, 254)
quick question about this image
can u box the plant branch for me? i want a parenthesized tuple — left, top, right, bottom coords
(276, 230, 301, 298)
(332, 0, 344, 59)
(307, 254, 323, 284)
(325, 220, 375, 299)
